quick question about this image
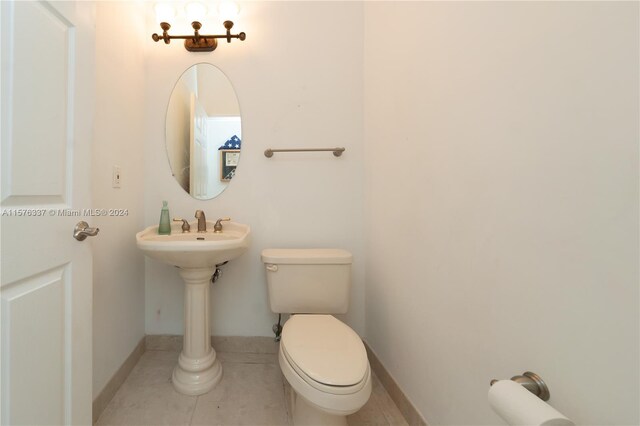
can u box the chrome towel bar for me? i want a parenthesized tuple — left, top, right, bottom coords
(264, 147, 345, 158)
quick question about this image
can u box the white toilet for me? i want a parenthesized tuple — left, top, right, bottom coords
(261, 249, 372, 426)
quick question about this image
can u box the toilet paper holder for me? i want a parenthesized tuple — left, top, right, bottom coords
(490, 371, 550, 401)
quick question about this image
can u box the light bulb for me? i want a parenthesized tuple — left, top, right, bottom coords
(185, 2, 208, 23)
(154, 2, 175, 24)
(218, 1, 240, 20)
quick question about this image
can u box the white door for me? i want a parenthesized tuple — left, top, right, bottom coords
(190, 94, 209, 198)
(1, 1, 95, 424)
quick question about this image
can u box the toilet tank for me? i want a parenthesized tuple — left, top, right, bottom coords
(261, 249, 352, 314)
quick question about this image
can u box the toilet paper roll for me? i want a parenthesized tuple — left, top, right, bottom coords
(488, 380, 574, 426)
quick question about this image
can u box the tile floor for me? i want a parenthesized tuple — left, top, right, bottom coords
(96, 349, 408, 426)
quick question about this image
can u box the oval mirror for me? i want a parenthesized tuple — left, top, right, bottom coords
(166, 63, 241, 200)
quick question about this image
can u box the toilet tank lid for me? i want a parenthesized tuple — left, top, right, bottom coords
(261, 248, 352, 265)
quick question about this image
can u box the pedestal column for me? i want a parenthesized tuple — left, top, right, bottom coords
(172, 267, 222, 395)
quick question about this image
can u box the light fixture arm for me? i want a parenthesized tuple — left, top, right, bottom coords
(151, 21, 246, 52)
(152, 22, 172, 44)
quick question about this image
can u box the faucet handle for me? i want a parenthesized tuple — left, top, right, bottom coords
(213, 217, 231, 233)
(173, 218, 191, 233)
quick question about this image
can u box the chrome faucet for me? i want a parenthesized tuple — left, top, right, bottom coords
(195, 210, 207, 233)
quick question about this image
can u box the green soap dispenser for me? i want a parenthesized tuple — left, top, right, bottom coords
(158, 201, 171, 235)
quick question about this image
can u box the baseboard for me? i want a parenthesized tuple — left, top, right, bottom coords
(145, 334, 278, 354)
(364, 341, 428, 426)
(92, 337, 145, 424)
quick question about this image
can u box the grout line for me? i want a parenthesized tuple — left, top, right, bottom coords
(188, 395, 199, 426)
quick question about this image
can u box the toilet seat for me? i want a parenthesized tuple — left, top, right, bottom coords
(278, 314, 372, 416)
(281, 340, 370, 396)
(280, 314, 368, 388)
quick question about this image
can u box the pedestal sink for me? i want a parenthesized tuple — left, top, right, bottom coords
(136, 221, 250, 395)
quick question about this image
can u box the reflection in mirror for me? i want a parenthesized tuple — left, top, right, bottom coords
(166, 63, 241, 200)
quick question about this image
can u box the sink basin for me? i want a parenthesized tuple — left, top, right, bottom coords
(135, 220, 250, 396)
(136, 221, 250, 268)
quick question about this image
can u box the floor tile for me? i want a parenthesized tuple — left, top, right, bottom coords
(216, 351, 278, 365)
(213, 336, 279, 354)
(190, 362, 288, 425)
(97, 349, 408, 426)
(347, 373, 407, 426)
(369, 373, 408, 426)
(124, 350, 180, 387)
(96, 352, 197, 426)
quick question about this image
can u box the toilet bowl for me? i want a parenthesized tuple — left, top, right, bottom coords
(279, 315, 371, 425)
(261, 249, 372, 425)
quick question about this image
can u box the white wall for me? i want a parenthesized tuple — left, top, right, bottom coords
(92, 1, 147, 398)
(364, 2, 639, 425)
(197, 65, 241, 117)
(143, 2, 365, 337)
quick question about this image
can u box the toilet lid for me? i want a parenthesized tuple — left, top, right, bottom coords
(280, 315, 368, 387)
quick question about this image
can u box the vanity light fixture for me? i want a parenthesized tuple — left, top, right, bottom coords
(152, 21, 245, 52)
